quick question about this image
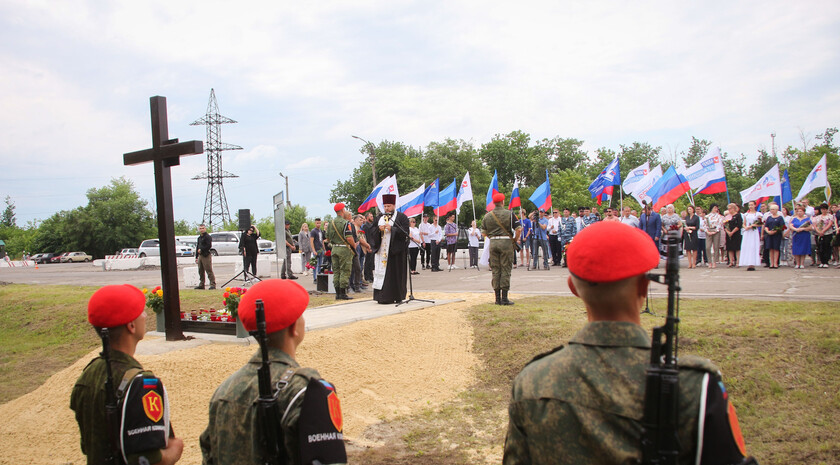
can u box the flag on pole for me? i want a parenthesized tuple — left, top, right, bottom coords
(485, 170, 500, 212)
(588, 157, 622, 205)
(457, 172, 473, 209)
(826, 180, 832, 203)
(509, 180, 521, 210)
(435, 179, 458, 217)
(622, 162, 650, 195)
(795, 155, 828, 201)
(375, 176, 399, 212)
(398, 183, 425, 218)
(631, 165, 663, 206)
(359, 175, 396, 212)
(648, 166, 691, 211)
(528, 170, 552, 211)
(686, 148, 728, 194)
(424, 178, 440, 208)
(740, 164, 782, 204)
(773, 169, 793, 207)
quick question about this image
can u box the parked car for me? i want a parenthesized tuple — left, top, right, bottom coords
(175, 235, 198, 249)
(30, 253, 44, 262)
(52, 252, 68, 263)
(61, 252, 93, 263)
(138, 239, 195, 258)
(118, 248, 139, 256)
(208, 231, 242, 256)
(36, 252, 58, 264)
(258, 239, 275, 254)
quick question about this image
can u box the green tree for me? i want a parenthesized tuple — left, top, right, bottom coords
(173, 219, 198, 236)
(479, 131, 532, 186)
(747, 149, 779, 180)
(534, 137, 588, 173)
(2, 196, 15, 228)
(330, 140, 423, 209)
(683, 137, 712, 166)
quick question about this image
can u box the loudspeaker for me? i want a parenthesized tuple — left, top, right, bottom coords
(238, 209, 251, 231)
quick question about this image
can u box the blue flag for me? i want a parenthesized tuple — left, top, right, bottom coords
(424, 178, 440, 208)
(774, 169, 793, 207)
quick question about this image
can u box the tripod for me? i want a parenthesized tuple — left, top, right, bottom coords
(390, 215, 434, 307)
(223, 257, 262, 287)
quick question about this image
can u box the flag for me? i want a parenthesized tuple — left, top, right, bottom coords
(648, 166, 691, 211)
(773, 169, 793, 207)
(398, 184, 425, 218)
(457, 172, 473, 209)
(375, 175, 399, 212)
(528, 170, 552, 211)
(359, 175, 396, 212)
(686, 148, 728, 194)
(740, 164, 782, 204)
(826, 180, 832, 203)
(631, 165, 663, 206)
(486, 170, 500, 212)
(509, 180, 521, 210)
(795, 155, 828, 201)
(424, 178, 440, 208)
(622, 162, 650, 195)
(435, 179, 458, 217)
(588, 157, 621, 204)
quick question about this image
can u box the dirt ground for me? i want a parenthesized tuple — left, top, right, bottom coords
(0, 292, 487, 464)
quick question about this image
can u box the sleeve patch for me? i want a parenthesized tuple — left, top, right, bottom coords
(298, 377, 347, 465)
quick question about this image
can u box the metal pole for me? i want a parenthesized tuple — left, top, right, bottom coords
(278, 171, 291, 207)
(352, 135, 377, 187)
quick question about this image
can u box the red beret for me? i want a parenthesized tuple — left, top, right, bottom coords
(567, 221, 659, 283)
(493, 192, 505, 203)
(333, 202, 346, 212)
(238, 279, 309, 334)
(88, 284, 146, 328)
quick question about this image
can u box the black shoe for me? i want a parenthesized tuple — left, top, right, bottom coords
(501, 290, 514, 306)
(494, 289, 502, 305)
(338, 288, 353, 300)
(194, 286, 205, 290)
(208, 286, 216, 290)
(289, 275, 298, 280)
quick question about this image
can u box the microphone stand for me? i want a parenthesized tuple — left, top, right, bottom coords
(389, 214, 434, 307)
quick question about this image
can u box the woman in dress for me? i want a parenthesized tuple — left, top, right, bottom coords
(706, 204, 724, 268)
(660, 204, 683, 254)
(814, 203, 837, 268)
(739, 201, 762, 270)
(683, 205, 700, 269)
(298, 222, 312, 275)
(762, 203, 785, 269)
(789, 205, 812, 268)
(724, 203, 743, 267)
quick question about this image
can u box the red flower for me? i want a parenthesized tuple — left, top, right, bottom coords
(223, 292, 230, 298)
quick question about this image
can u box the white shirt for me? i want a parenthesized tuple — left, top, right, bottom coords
(429, 224, 442, 242)
(547, 217, 561, 235)
(419, 222, 433, 243)
(697, 216, 707, 239)
(805, 206, 815, 217)
(409, 227, 421, 248)
(619, 215, 639, 228)
(468, 227, 481, 247)
(576, 217, 585, 232)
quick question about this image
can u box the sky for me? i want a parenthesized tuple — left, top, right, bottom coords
(2, 0, 839, 227)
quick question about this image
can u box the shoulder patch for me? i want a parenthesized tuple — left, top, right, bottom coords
(526, 345, 565, 366)
(298, 377, 347, 465)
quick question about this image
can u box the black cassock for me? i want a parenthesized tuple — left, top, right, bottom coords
(371, 211, 410, 304)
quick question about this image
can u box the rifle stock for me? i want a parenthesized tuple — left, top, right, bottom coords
(252, 299, 285, 465)
(99, 328, 123, 465)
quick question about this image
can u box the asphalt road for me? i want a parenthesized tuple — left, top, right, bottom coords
(3, 257, 839, 301)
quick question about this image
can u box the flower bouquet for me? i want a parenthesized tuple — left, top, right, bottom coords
(223, 286, 247, 319)
(142, 286, 164, 314)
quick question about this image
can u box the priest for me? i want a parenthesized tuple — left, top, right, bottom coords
(372, 194, 410, 304)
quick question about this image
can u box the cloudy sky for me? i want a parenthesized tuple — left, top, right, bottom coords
(2, 1, 838, 226)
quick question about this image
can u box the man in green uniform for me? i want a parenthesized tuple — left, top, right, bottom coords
(71, 284, 184, 465)
(200, 279, 346, 465)
(481, 192, 520, 305)
(326, 202, 357, 300)
(503, 222, 756, 465)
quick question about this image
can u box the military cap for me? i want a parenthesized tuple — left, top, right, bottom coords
(284, 219, 291, 225)
(88, 284, 146, 328)
(238, 279, 309, 334)
(567, 221, 659, 283)
(333, 202, 346, 212)
(493, 192, 505, 203)
(382, 194, 397, 205)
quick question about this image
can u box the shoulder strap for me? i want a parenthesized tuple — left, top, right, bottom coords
(331, 219, 357, 255)
(117, 367, 144, 399)
(526, 345, 565, 366)
(489, 210, 514, 240)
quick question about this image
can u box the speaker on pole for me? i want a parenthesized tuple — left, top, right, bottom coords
(238, 209, 251, 231)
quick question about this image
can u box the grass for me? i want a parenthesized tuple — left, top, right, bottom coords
(0, 283, 337, 403)
(349, 296, 840, 464)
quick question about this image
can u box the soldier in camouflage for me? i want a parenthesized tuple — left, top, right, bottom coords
(200, 279, 346, 465)
(481, 192, 520, 305)
(325, 203, 357, 300)
(504, 221, 754, 465)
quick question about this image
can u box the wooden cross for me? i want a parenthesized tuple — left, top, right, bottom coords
(124, 96, 204, 341)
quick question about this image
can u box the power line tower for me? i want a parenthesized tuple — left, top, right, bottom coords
(191, 89, 242, 231)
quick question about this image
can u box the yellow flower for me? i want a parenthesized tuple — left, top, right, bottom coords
(142, 288, 148, 294)
(156, 289, 163, 297)
(225, 287, 231, 292)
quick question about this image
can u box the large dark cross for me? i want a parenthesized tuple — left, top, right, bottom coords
(124, 96, 203, 341)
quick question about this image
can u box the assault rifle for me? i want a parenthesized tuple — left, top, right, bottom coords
(252, 299, 285, 465)
(99, 328, 123, 465)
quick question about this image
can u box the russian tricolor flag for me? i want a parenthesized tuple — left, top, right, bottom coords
(398, 184, 425, 218)
(696, 177, 728, 195)
(485, 170, 499, 212)
(528, 170, 552, 211)
(508, 180, 521, 210)
(358, 176, 394, 212)
(435, 179, 458, 217)
(649, 166, 691, 211)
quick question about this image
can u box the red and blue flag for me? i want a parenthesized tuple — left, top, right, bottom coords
(435, 179, 458, 217)
(485, 170, 499, 212)
(508, 180, 521, 210)
(649, 166, 691, 211)
(528, 170, 552, 211)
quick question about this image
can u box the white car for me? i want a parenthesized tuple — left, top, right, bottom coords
(258, 239, 275, 253)
(138, 239, 195, 258)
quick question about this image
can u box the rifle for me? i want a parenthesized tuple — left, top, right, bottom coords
(251, 299, 285, 465)
(99, 328, 123, 465)
(640, 233, 681, 465)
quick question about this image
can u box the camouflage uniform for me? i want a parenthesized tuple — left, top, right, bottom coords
(326, 216, 353, 293)
(504, 321, 746, 465)
(200, 348, 339, 465)
(481, 205, 517, 298)
(70, 350, 164, 465)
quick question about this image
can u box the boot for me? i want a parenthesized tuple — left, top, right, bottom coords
(495, 289, 502, 305)
(501, 290, 514, 306)
(339, 288, 353, 300)
(335, 285, 342, 300)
